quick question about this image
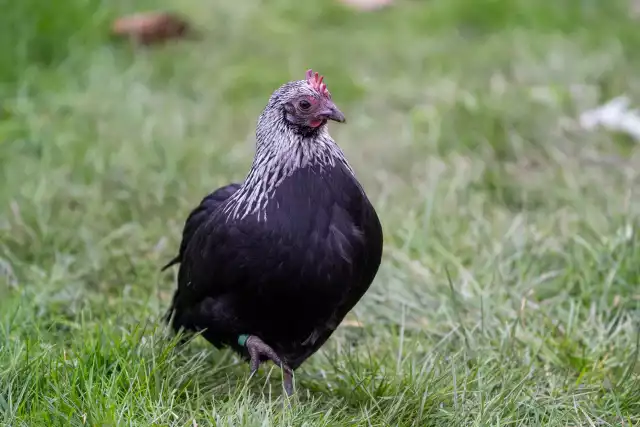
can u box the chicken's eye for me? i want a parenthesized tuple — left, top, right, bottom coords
(298, 100, 312, 110)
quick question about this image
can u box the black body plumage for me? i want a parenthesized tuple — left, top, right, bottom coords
(163, 70, 383, 391)
(160, 183, 240, 272)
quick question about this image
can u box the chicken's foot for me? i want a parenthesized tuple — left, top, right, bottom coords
(238, 334, 294, 396)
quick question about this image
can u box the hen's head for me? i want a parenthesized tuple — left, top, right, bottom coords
(263, 69, 345, 135)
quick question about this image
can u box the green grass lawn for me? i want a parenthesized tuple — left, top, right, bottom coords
(1, 0, 640, 425)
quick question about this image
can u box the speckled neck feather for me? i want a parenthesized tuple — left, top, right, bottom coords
(223, 79, 356, 221)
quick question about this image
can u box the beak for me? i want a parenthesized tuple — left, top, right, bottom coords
(319, 104, 346, 123)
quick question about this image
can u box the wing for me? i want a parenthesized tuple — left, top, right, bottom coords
(320, 166, 384, 322)
(287, 176, 384, 368)
(332, 196, 383, 324)
(161, 183, 241, 271)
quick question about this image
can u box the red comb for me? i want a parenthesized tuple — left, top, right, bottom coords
(306, 69, 330, 98)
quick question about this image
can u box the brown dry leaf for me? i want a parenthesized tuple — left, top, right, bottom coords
(338, 0, 394, 11)
(111, 12, 194, 46)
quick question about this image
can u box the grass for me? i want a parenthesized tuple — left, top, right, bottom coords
(1, 0, 640, 425)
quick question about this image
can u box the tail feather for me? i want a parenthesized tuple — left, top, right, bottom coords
(163, 289, 199, 347)
(160, 255, 181, 272)
(164, 305, 194, 346)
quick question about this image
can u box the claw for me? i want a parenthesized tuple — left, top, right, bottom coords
(243, 335, 295, 396)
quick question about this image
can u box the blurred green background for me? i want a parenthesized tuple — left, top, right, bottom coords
(1, 0, 639, 425)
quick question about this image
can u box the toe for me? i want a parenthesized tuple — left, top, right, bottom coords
(249, 357, 260, 374)
(283, 370, 294, 396)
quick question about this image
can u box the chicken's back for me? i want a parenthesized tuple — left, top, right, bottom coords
(161, 182, 241, 271)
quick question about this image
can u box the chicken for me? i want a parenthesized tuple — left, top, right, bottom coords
(162, 69, 383, 395)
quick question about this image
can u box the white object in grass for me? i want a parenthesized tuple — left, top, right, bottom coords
(579, 96, 640, 141)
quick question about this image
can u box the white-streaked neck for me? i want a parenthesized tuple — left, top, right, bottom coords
(223, 108, 354, 221)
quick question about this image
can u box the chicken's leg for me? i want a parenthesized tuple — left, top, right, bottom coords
(239, 334, 294, 396)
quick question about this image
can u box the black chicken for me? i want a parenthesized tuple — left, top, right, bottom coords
(162, 69, 383, 395)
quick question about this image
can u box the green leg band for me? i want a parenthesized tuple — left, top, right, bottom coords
(238, 334, 250, 347)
